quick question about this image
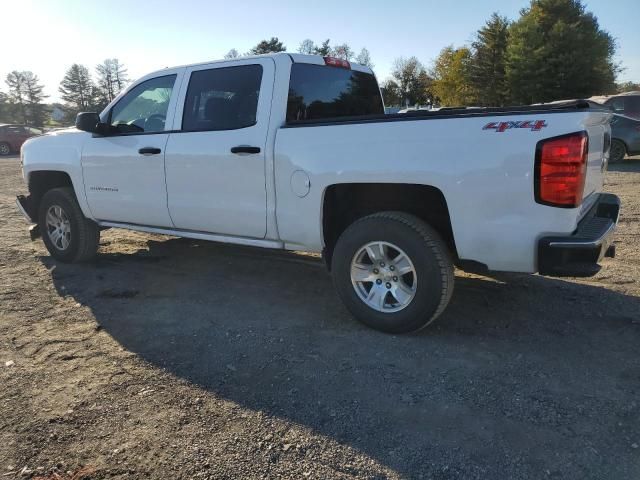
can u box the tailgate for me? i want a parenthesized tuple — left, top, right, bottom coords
(581, 110, 612, 206)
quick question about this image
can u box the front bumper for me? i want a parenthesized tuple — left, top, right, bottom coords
(538, 193, 620, 277)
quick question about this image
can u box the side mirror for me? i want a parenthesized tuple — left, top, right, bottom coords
(75, 112, 104, 134)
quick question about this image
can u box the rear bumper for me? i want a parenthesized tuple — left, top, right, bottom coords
(538, 193, 620, 277)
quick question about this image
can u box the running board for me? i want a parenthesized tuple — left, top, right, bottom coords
(97, 221, 284, 249)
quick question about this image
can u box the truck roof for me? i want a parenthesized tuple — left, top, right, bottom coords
(141, 52, 374, 81)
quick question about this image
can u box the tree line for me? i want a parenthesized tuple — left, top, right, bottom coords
(223, 1, 631, 108)
(224, 37, 374, 67)
(0, 59, 129, 127)
(0, 0, 636, 126)
(385, 0, 622, 108)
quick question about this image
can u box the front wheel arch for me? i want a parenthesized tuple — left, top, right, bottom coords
(38, 187, 99, 263)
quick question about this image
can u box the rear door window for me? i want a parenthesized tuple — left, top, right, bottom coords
(286, 63, 384, 122)
(182, 64, 263, 132)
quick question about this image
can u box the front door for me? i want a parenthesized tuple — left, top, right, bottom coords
(81, 73, 181, 227)
(164, 59, 275, 238)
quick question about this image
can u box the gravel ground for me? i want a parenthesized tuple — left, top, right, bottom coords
(1, 155, 639, 479)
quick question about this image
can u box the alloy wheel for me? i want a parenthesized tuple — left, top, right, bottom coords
(46, 205, 71, 250)
(350, 241, 417, 312)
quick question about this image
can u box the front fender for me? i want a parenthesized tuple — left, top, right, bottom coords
(21, 129, 94, 220)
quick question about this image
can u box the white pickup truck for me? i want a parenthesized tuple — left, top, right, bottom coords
(17, 53, 620, 333)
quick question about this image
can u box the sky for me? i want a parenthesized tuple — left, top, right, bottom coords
(2, 0, 639, 102)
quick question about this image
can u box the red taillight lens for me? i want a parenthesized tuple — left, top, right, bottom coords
(324, 56, 351, 69)
(535, 132, 588, 208)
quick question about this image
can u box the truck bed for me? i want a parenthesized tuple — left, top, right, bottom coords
(283, 100, 610, 128)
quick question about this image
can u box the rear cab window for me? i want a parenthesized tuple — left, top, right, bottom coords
(286, 63, 384, 122)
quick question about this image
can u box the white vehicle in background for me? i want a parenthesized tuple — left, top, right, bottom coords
(17, 53, 619, 333)
(397, 107, 436, 114)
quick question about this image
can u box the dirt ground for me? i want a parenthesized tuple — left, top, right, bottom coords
(1, 155, 639, 479)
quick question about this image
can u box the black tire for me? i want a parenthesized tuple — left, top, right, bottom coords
(610, 139, 626, 164)
(0, 142, 11, 156)
(38, 187, 100, 263)
(331, 211, 454, 333)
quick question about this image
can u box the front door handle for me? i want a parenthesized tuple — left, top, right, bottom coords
(139, 147, 162, 155)
(231, 146, 261, 154)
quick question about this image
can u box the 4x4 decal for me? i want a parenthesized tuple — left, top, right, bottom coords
(483, 120, 547, 132)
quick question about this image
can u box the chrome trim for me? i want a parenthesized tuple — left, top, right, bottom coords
(97, 221, 284, 249)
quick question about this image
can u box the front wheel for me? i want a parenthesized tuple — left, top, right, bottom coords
(331, 212, 454, 333)
(38, 187, 100, 263)
(0, 142, 11, 156)
(610, 139, 626, 163)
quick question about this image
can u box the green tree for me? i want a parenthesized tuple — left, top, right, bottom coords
(59, 64, 97, 121)
(616, 81, 640, 93)
(506, 0, 617, 104)
(5, 71, 28, 124)
(380, 79, 401, 106)
(314, 39, 332, 56)
(0, 91, 14, 123)
(298, 39, 316, 54)
(22, 72, 48, 127)
(470, 13, 510, 106)
(431, 46, 476, 106)
(385, 57, 434, 107)
(249, 37, 286, 55)
(332, 43, 354, 61)
(110, 59, 128, 94)
(224, 48, 240, 59)
(355, 48, 374, 68)
(96, 58, 129, 109)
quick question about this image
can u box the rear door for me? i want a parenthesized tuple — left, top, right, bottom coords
(164, 58, 275, 237)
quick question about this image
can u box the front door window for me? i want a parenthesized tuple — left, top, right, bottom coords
(109, 75, 176, 134)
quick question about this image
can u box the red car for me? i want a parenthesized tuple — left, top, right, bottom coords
(0, 124, 42, 156)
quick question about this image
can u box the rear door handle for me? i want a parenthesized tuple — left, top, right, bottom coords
(139, 147, 162, 155)
(231, 146, 261, 154)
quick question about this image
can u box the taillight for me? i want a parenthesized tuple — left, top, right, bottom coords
(535, 132, 588, 208)
(324, 56, 351, 69)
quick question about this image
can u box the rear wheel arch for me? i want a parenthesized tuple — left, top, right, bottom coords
(321, 182, 457, 268)
(331, 211, 454, 333)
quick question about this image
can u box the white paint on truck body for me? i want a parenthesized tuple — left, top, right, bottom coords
(21, 52, 611, 274)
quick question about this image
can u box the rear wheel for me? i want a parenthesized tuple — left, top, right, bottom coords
(0, 142, 11, 156)
(610, 139, 626, 163)
(331, 211, 454, 333)
(38, 187, 100, 263)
